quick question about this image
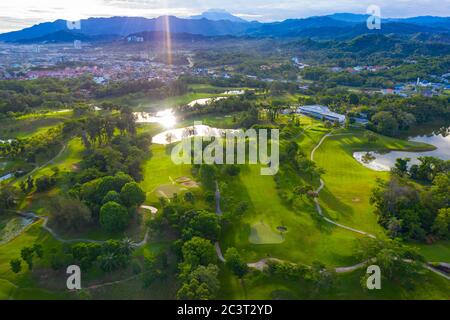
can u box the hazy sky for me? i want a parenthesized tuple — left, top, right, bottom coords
(1, 0, 450, 33)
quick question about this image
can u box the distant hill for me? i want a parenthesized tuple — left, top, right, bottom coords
(14, 30, 93, 44)
(0, 16, 258, 42)
(1, 13, 449, 43)
(325, 13, 370, 23)
(191, 9, 248, 23)
(125, 31, 233, 42)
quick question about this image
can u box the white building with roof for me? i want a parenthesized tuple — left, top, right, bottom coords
(297, 105, 346, 123)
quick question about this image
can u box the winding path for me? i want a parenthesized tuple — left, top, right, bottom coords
(18, 143, 67, 184)
(5, 128, 448, 287)
(16, 212, 149, 247)
(310, 132, 376, 238)
(213, 130, 449, 280)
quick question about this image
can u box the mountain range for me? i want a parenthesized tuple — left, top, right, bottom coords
(1, 10, 449, 44)
(190, 9, 248, 23)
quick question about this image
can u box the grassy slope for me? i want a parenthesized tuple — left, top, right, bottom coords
(222, 118, 364, 267)
(12, 137, 84, 187)
(220, 118, 450, 300)
(315, 129, 450, 261)
(0, 111, 73, 139)
(0, 222, 70, 300)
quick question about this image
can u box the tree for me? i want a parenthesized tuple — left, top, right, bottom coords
(371, 111, 398, 136)
(432, 208, 450, 239)
(184, 192, 195, 204)
(33, 244, 44, 259)
(102, 190, 122, 205)
(19, 180, 27, 194)
(323, 120, 333, 129)
(357, 238, 425, 289)
(20, 247, 34, 270)
(393, 158, 410, 176)
(233, 201, 249, 218)
(10, 259, 22, 273)
(294, 185, 314, 198)
(26, 175, 34, 191)
(0, 186, 19, 214)
(364, 131, 378, 143)
(35, 175, 57, 192)
(177, 264, 220, 300)
(182, 237, 216, 267)
(70, 242, 102, 270)
(99, 201, 129, 233)
(119, 238, 137, 256)
(120, 182, 146, 208)
(223, 165, 240, 177)
(348, 93, 359, 105)
(199, 165, 216, 190)
(49, 196, 92, 232)
(306, 261, 337, 293)
(98, 253, 121, 272)
(224, 248, 249, 279)
(184, 211, 221, 241)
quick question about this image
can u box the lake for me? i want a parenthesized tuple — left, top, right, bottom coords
(354, 127, 450, 171)
(152, 125, 238, 145)
(134, 109, 177, 128)
(187, 97, 226, 107)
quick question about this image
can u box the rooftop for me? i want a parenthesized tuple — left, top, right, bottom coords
(297, 105, 346, 123)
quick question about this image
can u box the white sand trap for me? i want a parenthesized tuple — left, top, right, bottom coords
(140, 205, 158, 214)
(155, 184, 186, 198)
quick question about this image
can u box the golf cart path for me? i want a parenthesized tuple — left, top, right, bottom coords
(310, 132, 376, 238)
(16, 143, 67, 184)
(213, 130, 449, 280)
(17, 212, 149, 247)
(213, 178, 377, 274)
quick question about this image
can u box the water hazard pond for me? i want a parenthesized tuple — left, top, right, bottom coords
(354, 127, 450, 171)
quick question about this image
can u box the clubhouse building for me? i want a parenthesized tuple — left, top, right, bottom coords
(297, 105, 346, 124)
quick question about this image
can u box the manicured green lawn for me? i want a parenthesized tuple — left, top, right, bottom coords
(140, 144, 192, 203)
(225, 165, 364, 267)
(0, 222, 71, 300)
(415, 241, 450, 262)
(313, 129, 446, 257)
(13, 137, 84, 186)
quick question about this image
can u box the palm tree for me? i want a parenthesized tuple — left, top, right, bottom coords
(120, 238, 136, 256)
(99, 253, 119, 272)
